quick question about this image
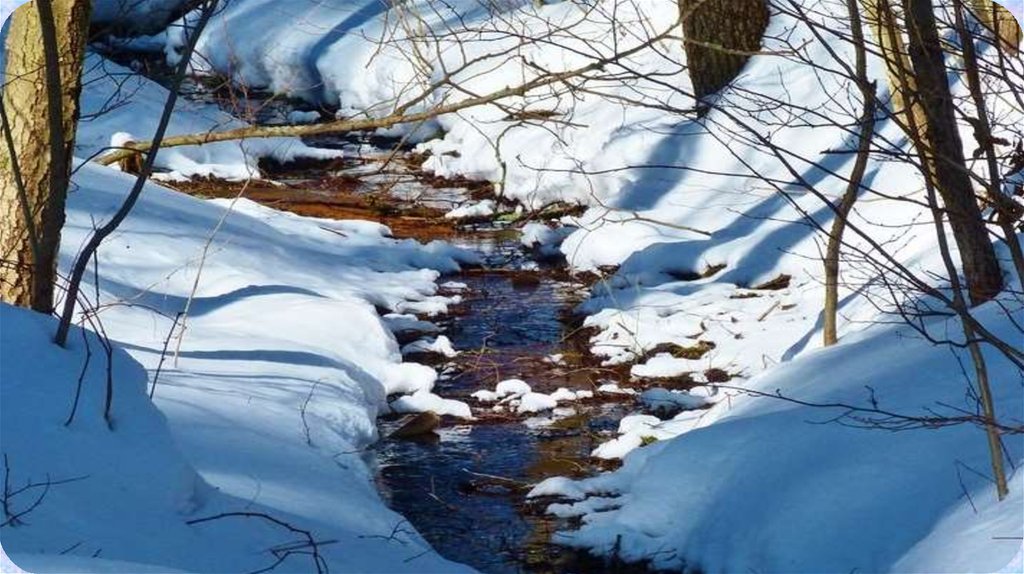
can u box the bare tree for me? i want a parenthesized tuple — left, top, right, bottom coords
(823, 0, 877, 346)
(887, 0, 1005, 305)
(0, 0, 92, 312)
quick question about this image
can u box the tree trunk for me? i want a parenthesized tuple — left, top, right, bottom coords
(824, 0, 877, 347)
(678, 0, 770, 111)
(969, 0, 1021, 53)
(951, 0, 1024, 286)
(901, 0, 1003, 305)
(0, 0, 91, 313)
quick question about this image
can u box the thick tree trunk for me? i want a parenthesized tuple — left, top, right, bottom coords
(951, 0, 1024, 286)
(969, 0, 1021, 53)
(0, 0, 91, 312)
(901, 0, 1004, 305)
(678, 0, 770, 110)
(861, 0, 917, 115)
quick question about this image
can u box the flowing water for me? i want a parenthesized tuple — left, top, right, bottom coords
(130, 65, 643, 570)
(372, 232, 635, 573)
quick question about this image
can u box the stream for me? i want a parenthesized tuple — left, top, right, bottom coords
(135, 69, 646, 571)
(171, 133, 650, 572)
(373, 230, 635, 573)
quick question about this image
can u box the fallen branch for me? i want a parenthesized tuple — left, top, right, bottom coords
(186, 511, 332, 574)
(95, 14, 686, 167)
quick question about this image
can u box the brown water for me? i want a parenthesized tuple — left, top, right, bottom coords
(372, 231, 637, 573)
(118, 58, 651, 572)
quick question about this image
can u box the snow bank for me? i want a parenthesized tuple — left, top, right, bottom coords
(0, 161, 474, 572)
(77, 54, 339, 180)
(540, 302, 1024, 572)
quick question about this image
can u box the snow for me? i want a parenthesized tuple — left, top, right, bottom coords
(444, 200, 496, 220)
(77, 53, 340, 180)
(470, 380, 592, 414)
(549, 387, 592, 402)
(470, 390, 500, 402)
(381, 362, 439, 396)
(381, 313, 442, 338)
(401, 335, 459, 358)
(639, 387, 710, 412)
(494, 378, 532, 398)
(597, 383, 637, 396)
(390, 391, 474, 420)
(514, 392, 559, 414)
(91, 0, 191, 35)
(630, 353, 707, 379)
(286, 110, 321, 124)
(521, 222, 575, 259)
(0, 153, 473, 572)
(533, 300, 1024, 572)
(4, 0, 1023, 570)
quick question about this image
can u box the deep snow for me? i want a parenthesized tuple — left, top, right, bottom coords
(158, 0, 1023, 570)
(2, 36, 477, 572)
(2, 0, 1023, 571)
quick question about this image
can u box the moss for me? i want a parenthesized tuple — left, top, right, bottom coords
(648, 340, 716, 360)
(640, 435, 660, 447)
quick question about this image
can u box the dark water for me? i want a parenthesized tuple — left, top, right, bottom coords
(111, 57, 635, 573)
(373, 235, 631, 573)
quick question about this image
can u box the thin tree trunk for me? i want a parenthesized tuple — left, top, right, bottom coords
(0, 0, 91, 312)
(824, 0, 877, 347)
(924, 157, 1010, 501)
(887, 0, 1009, 500)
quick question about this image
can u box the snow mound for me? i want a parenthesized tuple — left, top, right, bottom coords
(515, 392, 559, 414)
(444, 200, 496, 220)
(401, 335, 459, 358)
(390, 391, 474, 420)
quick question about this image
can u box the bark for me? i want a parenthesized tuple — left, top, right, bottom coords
(951, 0, 1024, 286)
(824, 0, 877, 347)
(900, 0, 1004, 305)
(0, 0, 91, 313)
(678, 0, 770, 110)
(969, 0, 1022, 53)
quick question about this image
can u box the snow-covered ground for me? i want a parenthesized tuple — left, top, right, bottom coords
(1, 39, 478, 572)
(0, 166, 478, 571)
(169, 0, 1022, 570)
(2, 0, 1022, 571)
